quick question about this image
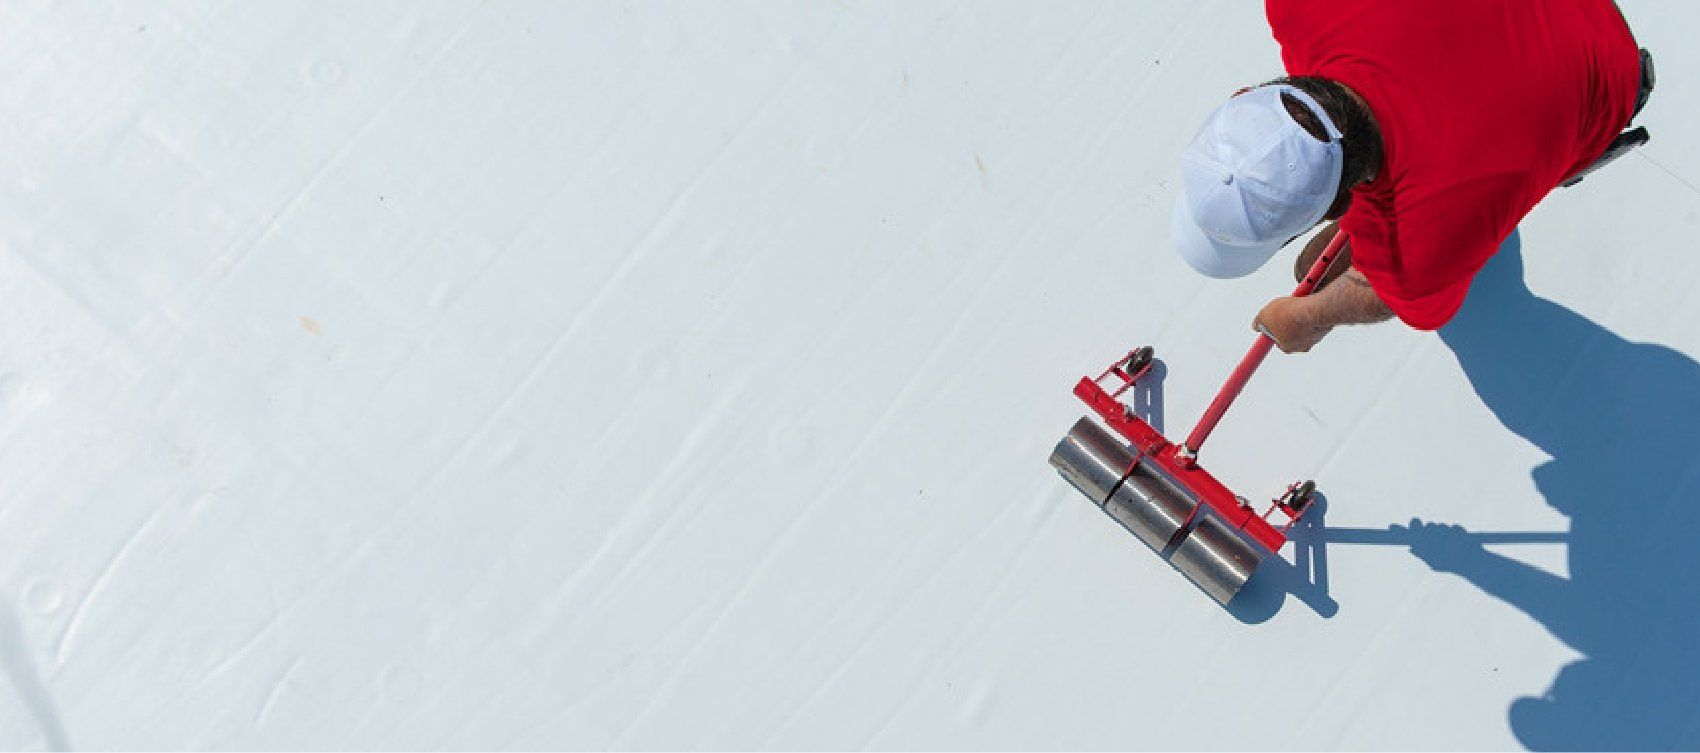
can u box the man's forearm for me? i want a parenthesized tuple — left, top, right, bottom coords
(1299, 268, 1393, 327)
(1253, 266, 1395, 353)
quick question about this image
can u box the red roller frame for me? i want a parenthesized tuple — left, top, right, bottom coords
(1073, 230, 1347, 553)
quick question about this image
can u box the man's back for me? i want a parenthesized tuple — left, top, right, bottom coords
(1269, 0, 1641, 329)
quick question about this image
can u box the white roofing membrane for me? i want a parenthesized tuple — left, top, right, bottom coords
(0, 1, 1695, 749)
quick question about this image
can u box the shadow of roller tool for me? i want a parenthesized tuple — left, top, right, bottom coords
(1049, 230, 1348, 606)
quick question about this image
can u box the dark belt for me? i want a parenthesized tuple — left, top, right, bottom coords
(1559, 47, 1653, 188)
(1633, 47, 1655, 120)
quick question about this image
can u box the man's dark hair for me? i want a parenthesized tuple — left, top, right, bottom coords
(1268, 76, 1383, 220)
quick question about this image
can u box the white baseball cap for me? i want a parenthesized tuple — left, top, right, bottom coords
(1171, 84, 1343, 279)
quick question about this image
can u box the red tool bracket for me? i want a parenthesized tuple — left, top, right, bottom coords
(1076, 353, 1303, 553)
(1071, 231, 1346, 553)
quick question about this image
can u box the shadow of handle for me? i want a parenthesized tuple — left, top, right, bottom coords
(1323, 527, 1567, 546)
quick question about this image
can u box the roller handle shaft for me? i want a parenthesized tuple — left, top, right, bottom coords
(1181, 229, 1349, 458)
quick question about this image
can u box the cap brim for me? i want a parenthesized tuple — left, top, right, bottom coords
(1170, 192, 1282, 280)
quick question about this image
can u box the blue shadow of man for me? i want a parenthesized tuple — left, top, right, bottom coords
(1426, 229, 1700, 750)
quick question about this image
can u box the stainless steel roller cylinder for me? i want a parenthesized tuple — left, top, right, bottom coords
(1049, 417, 1135, 507)
(1104, 460, 1197, 552)
(1169, 512, 1266, 605)
(1052, 416, 1266, 607)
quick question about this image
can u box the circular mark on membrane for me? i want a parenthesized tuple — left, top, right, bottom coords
(24, 578, 64, 614)
(303, 57, 346, 87)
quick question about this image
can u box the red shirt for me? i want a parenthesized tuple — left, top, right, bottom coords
(1270, 0, 1641, 329)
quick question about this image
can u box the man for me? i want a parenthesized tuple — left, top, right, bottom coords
(1171, 0, 1651, 353)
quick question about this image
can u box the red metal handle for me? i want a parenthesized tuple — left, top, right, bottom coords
(1179, 229, 1349, 459)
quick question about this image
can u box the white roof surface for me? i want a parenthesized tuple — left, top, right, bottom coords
(0, 1, 1695, 749)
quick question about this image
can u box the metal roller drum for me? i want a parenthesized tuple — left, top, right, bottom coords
(1050, 417, 1199, 552)
(1052, 416, 1265, 605)
(1049, 417, 1135, 507)
(1104, 459, 1197, 552)
(1169, 512, 1265, 605)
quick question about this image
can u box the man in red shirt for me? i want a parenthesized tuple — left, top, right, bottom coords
(1170, 0, 1650, 352)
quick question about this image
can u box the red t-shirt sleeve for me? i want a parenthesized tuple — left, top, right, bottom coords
(1341, 168, 1525, 330)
